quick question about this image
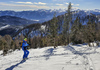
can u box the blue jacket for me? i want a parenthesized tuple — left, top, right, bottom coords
(22, 40, 29, 50)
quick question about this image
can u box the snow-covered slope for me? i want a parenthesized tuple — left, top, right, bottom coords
(0, 44, 100, 70)
(0, 25, 10, 30)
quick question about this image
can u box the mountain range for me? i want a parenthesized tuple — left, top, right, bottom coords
(0, 9, 100, 36)
(0, 9, 66, 23)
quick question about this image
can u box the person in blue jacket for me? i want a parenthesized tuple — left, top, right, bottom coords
(22, 38, 29, 60)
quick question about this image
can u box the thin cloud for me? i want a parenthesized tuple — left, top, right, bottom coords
(75, 4, 80, 6)
(34, 2, 46, 5)
(65, 2, 69, 5)
(56, 4, 63, 6)
(65, 3, 74, 5)
(15, 2, 33, 4)
(0, 2, 49, 10)
(71, 3, 74, 5)
(65, 3, 75, 6)
(0, 2, 79, 11)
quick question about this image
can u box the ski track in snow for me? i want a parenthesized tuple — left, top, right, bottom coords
(0, 44, 100, 70)
(63, 45, 97, 70)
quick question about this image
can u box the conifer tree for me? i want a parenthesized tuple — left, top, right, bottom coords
(48, 12, 58, 48)
(63, 2, 72, 45)
(83, 18, 96, 46)
(71, 17, 83, 44)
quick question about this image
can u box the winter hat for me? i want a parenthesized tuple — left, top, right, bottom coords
(24, 38, 27, 41)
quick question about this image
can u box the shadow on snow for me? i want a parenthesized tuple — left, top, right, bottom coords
(5, 60, 26, 70)
(44, 48, 55, 60)
(63, 45, 98, 55)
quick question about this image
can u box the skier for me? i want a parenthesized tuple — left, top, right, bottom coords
(22, 38, 29, 60)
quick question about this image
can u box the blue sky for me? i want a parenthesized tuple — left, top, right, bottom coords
(0, 0, 99, 11)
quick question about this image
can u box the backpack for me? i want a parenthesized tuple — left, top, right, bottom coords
(19, 41, 23, 47)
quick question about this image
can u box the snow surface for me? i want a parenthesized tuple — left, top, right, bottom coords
(0, 25, 10, 30)
(0, 44, 100, 70)
(40, 25, 46, 31)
